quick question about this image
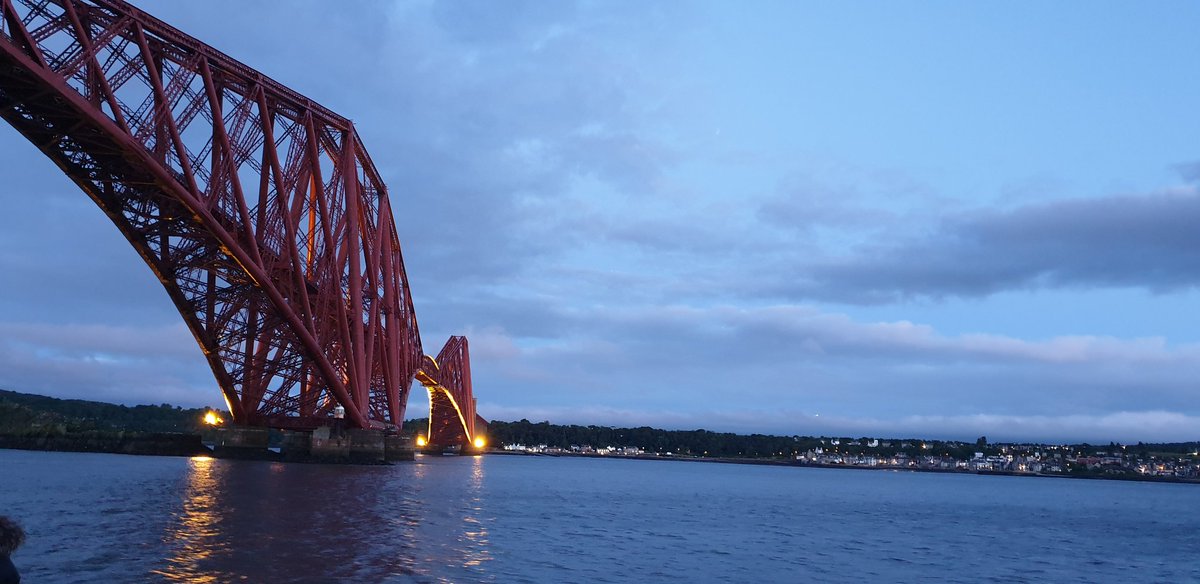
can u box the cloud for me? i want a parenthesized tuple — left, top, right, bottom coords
(451, 302, 1200, 440)
(0, 322, 198, 360)
(1174, 160, 1200, 184)
(0, 322, 213, 406)
(430, 0, 578, 46)
(0, 138, 182, 326)
(769, 189, 1200, 303)
(756, 171, 919, 235)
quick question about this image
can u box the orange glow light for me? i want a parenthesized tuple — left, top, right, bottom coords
(473, 436, 486, 449)
(203, 411, 223, 426)
(416, 436, 427, 447)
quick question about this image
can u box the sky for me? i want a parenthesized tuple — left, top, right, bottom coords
(2, 1, 1200, 444)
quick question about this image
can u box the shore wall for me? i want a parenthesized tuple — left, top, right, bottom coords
(0, 432, 207, 457)
(0, 427, 417, 465)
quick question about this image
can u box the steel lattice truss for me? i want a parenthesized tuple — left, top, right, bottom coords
(0, 0, 478, 434)
(416, 336, 485, 447)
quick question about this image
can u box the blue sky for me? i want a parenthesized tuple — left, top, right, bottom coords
(2, 1, 1199, 443)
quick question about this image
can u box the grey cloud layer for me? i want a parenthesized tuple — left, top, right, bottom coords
(777, 190, 1200, 303)
(0, 322, 210, 405)
(464, 302, 1200, 427)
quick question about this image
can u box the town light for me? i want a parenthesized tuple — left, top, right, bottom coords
(473, 436, 486, 449)
(203, 411, 223, 426)
(415, 436, 427, 447)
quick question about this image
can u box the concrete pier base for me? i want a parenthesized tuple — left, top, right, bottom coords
(212, 425, 412, 465)
(385, 435, 415, 461)
(212, 426, 272, 460)
(279, 430, 312, 461)
(348, 429, 385, 463)
(310, 426, 351, 461)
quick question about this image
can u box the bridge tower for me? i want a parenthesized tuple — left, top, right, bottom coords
(0, 0, 484, 441)
(415, 336, 489, 451)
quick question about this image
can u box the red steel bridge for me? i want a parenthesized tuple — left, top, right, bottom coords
(0, 0, 485, 449)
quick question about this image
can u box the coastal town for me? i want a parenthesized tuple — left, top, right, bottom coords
(500, 438, 1200, 481)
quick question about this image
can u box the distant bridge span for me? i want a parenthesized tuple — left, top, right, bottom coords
(0, 0, 483, 446)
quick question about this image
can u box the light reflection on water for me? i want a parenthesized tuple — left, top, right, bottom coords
(155, 456, 223, 583)
(0, 450, 498, 582)
(460, 456, 491, 570)
(145, 455, 486, 583)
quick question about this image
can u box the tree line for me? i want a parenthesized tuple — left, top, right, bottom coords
(3, 388, 1195, 460)
(0, 389, 212, 435)
(433, 418, 1200, 460)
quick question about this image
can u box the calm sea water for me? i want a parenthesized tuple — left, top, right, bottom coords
(0, 449, 1197, 583)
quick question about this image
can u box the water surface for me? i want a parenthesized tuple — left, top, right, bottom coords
(1, 450, 1197, 582)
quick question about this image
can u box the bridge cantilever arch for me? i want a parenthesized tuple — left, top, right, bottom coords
(0, 0, 484, 447)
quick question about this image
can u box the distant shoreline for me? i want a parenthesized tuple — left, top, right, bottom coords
(483, 449, 1200, 485)
(0, 432, 207, 457)
(4, 441, 1198, 485)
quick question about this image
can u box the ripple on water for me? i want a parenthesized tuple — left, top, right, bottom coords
(1, 451, 1198, 582)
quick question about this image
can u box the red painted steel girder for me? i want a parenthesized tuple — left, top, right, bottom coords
(416, 336, 484, 448)
(0, 0, 428, 429)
